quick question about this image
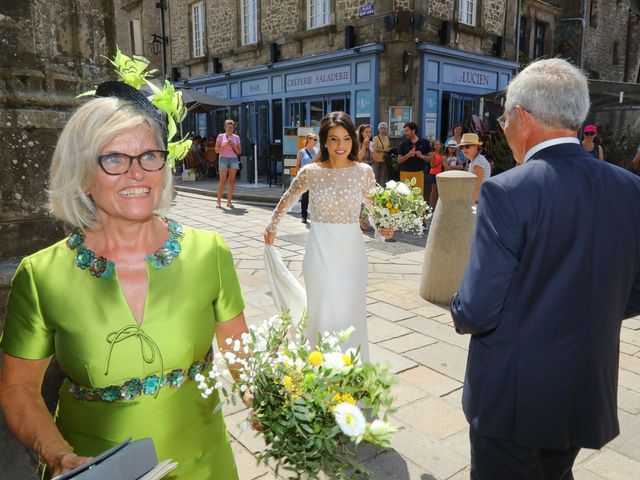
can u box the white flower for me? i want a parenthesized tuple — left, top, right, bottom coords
(339, 326, 356, 343)
(368, 419, 395, 437)
(333, 403, 366, 437)
(323, 351, 351, 373)
(385, 180, 397, 189)
(225, 337, 233, 345)
(194, 373, 205, 382)
(396, 182, 411, 195)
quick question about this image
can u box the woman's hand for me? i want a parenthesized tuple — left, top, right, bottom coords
(378, 227, 394, 239)
(264, 229, 276, 245)
(49, 451, 93, 477)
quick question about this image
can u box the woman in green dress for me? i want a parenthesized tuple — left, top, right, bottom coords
(0, 82, 248, 479)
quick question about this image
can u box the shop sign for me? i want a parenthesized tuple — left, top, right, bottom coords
(241, 78, 269, 96)
(285, 66, 351, 92)
(442, 64, 497, 90)
(206, 86, 228, 99)
(359, 3, 375, 17)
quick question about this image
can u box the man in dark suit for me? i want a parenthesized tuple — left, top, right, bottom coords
(451, 58, 640, 479)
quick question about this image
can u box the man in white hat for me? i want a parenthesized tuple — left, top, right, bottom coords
(451, 58, 640, 479)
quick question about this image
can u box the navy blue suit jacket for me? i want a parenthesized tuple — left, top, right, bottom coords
(451, 142, 640, 450)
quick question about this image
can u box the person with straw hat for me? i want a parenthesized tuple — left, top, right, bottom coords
(459, 133, 491, 203)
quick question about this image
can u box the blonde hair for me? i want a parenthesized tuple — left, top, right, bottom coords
(48, 97, 171, 229)
(224, 119, 235, 126)
(304, 133, 317, 146)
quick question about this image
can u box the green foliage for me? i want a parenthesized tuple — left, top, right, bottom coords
(600, 125, 640, 168)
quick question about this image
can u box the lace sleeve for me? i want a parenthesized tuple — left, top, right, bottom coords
(266, 167, 309, 232)
(362, 166, 382, 239)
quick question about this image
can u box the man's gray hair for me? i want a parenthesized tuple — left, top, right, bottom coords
(505, 58, 590, 131)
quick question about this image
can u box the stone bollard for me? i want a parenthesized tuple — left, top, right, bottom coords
(420, 171, 477, 305)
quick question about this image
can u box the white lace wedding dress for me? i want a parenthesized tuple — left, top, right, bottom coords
(266, 162, 377, 361)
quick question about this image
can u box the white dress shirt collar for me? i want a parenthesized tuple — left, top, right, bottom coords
(524, 137, 580, 163)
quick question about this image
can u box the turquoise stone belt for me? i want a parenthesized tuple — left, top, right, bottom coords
(67, 349, 214, 402)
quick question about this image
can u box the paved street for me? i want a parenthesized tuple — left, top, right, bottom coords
(167, 190, 640, 480)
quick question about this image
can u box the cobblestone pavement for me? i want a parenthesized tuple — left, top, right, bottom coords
(168, 191, 640, 480)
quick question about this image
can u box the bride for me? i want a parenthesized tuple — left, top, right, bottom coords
(263, 112, 393, 360)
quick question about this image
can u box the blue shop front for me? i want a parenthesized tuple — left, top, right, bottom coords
(183, 43, 383, 180)
(418, 43, 519, 141)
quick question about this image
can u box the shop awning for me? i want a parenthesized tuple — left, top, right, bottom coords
(179, 88, 239, 112)
(479, 79, 640, 107)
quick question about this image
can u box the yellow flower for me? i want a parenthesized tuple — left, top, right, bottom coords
(282, 375, 302, 399)
(309, 350, 323, 366)
(342, 354, 352, 366)
(329, 391, 356, 409)
(386, 202, 393, 209)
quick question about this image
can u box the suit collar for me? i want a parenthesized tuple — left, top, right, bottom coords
(524, 137, 580, 163)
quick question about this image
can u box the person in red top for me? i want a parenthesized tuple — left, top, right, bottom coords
(427, 139, 444, 209)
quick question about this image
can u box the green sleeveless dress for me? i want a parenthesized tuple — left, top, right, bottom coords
(1, 224, 243, 479)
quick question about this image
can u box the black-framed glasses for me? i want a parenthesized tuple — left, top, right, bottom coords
(584, 132, 596, 136)
(97, 150, 168, 175)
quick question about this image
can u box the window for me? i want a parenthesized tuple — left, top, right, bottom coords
(129, 20, 143, 55)
(241, 0, 257, 46)
(519, 16, 528, 57)
(191, 2, 205, 58)
(533, 22, 547, 59)
(458, 0, 477, 27)
(308, 0, 330, 30)
(613, 41, 620, 65)
(590, 0, 599, 28)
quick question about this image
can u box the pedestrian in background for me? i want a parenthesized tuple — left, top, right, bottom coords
(581, 124, 604, 160)
(295, 133, 317, 224)
(215, 119, 242, 208)
(447, 123, 467, 168)
(371, 122, 390, 185)
(397, 122, 430, 195)
(460, 133, 491, 203)
(427, 139, 444, 210)
(357, 124, 373, 165)
(442, 139, 464, 171)
(451, 57, 640, 480)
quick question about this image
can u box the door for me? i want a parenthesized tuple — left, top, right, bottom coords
(445, 92, 479, 136)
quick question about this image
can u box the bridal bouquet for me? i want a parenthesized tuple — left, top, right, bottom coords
(196, 313, 396, 479)
(367, 179, 429, 235)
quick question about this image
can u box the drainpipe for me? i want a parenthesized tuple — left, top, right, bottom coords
(515, 0, 521, 68)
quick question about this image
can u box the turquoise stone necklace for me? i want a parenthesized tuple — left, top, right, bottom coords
(66, 218, 184, 279)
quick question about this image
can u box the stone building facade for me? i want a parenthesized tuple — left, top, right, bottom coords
(144, 0, 521, 178)
(114, 0, 171, 77)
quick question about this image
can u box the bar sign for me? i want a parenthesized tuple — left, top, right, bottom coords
(359, 3, 375, 17)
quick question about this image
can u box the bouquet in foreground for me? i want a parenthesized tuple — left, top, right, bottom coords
(367, 179, 429, 235)
(197, 313, 397, 479)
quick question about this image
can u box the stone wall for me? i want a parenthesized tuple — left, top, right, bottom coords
(1, 1, 115, 261)
(583, 0, 629, 80)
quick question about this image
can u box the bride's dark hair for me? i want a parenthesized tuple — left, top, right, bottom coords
(317, 111, 360, 162)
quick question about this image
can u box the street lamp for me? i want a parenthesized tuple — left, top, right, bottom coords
(149, 33, 167, 56)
